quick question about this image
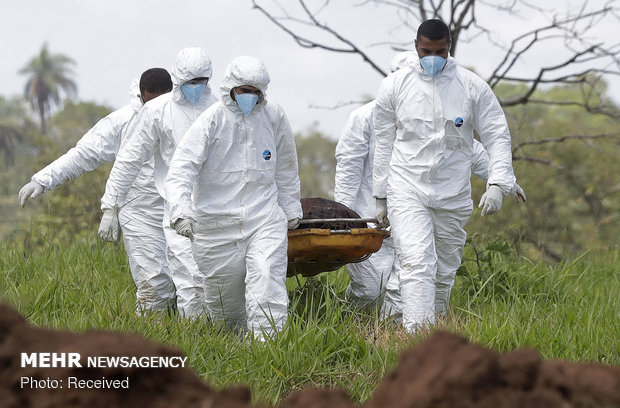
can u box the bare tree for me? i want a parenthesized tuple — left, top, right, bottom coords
(251, 0, 620, 258)
(250, 0, 619, 113)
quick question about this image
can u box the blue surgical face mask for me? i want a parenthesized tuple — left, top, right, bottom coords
(236, 93, 259, 116)
(181, 83, 206, 104)
(420, 55, 446, 77)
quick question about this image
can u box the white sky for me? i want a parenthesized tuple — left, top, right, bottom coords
(1, 0, 618, 139)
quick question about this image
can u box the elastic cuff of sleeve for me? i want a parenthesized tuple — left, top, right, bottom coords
(102, 206, 119, 214)
(101, 200, 121, 212)
(171, 213, 195, 226)
(284, 211, 302, 221)
(30, 177, 50, 193)
(487, 183, 507, 196)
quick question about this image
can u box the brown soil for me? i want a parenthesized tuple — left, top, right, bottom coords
(366, 331, 620, 408)
(298, 197, 367, 230)
(0, 303, 254, 408)
(280, 387, 353, 408)
(2, 303, 619, 408)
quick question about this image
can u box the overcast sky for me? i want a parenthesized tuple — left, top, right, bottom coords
(1, 0, 618, 139)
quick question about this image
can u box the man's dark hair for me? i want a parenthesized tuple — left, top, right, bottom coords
(416, 19, 451, 43)
(140, 68, 172, 94)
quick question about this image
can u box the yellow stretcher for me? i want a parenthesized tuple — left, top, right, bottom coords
(287, 218, 390, 277)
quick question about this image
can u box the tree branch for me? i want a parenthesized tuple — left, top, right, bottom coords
(251, 0, 388, 76)
(511, 156, 565, 170)
(520, 99, 620, 119)
(512, 133, 620, 155)
(489, 6, 615, 87)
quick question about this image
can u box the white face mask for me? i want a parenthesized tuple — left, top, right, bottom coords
(181, 83, 206, 104)
(236, 93, 259, 116)
(420, 55, 446, 77)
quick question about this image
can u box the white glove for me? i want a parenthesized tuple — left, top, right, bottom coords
(18, 180, 45, 207)
(98, 207, 120, 242)
(375, 198, 389, 227)
(174, 218, 195, 242)
(510, 182, 527, 203)
(478, 185, 503, 216)
(287, 217, 301, 229)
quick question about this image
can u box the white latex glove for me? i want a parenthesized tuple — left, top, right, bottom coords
(478, 185, 503, 216)
(18, 180, 45, 207)
(174, 218, 195, 242)
(510, 182, 527, 203)
(98, 207, 120, 242)
(287, 217, 301, 230)
(375, 198, 389, 227)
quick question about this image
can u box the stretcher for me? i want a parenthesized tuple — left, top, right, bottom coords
(287, 218, 390, 277)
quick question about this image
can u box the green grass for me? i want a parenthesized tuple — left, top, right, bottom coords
(1, 232, 618, 405)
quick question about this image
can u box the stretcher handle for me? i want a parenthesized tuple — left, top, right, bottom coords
(299, 218, 378, 224)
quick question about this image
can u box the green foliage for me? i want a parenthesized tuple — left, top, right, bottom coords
(6, 101, 113, 245)
(295, 126, 337, 199)
(452, 238, 619, 364)
(28, 102, 112, 244)
(467, 78, 620, 260)
(457, 234, 514, 297)
(0, 96, 37, 163)
(0, 97, 39, 238)
(1, 234, 618, 405)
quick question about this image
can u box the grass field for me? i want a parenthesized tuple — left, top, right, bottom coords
(1, 232, 618, 405)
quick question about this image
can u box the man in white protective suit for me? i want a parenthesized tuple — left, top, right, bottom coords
(165, 56, 302, 340)
(335, 52, 416, 311)
(18, 68, 176, 313)
(336, 52, 526, 318)
(99, 47, 219, 318)
(373, 19, 517, 333)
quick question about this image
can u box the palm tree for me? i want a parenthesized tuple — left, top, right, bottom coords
(19, 43, 77, 134)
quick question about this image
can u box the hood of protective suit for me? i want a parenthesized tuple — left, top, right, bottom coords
(171, 47, 214, 105)
(389, 51, 417, 73)
(129, 78, 142, 113)
(220, 56, 270, 115)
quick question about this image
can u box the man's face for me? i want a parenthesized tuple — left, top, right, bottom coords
(185, 77, 209, 85)
(140, 90, 168, 103)
(233, 85, 261, 95)
(415, 35, 450, 59)
(232, 85, 261, 100)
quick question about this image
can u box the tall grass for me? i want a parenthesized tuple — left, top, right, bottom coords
(1, 232, 618, 405)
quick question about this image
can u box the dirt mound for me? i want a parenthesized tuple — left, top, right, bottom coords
(280, 387, 353, 408)
(366, 331, 620, 408)
(298, 197, 367, 230)
(0, 303, 253, 408)
(3, 303, 619, 408)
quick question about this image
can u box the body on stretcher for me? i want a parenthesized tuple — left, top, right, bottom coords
(287, 217, 390, 277)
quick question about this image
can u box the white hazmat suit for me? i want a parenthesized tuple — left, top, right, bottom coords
(373, 55, 516, 331)
(101, 48, 218, 317)
(334, 52, 417, 309)
(377, 138, 519, 322)
(19, 80, 175, 312)
(335, 101, 397, 309)
(335, 100, 511, 314)
(165, 56, 302, 339)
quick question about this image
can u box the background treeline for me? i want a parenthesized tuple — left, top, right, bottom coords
(2, 75, 619, 261)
